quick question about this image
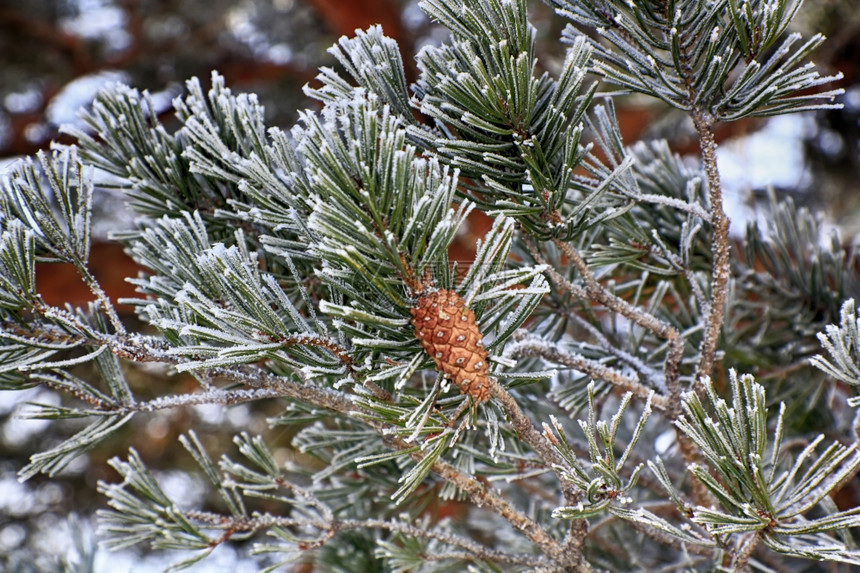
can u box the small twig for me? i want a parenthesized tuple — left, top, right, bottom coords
(68, 253, 128, 336)
(505, 336, 668, 411)
(529, 238, 685, 414)
(186, 510, 555, 568)
(691, 111, 731, 386)
(275, 331, 393, 401)
(731, 531, 763, 573)
(626, 190, 712, 222)
(276, 332, 352, 364)
(128, 388, 284, 412)
(562, 313, 666, 391)
(551, 239, 680, 342)
(212, 365, 358, 413)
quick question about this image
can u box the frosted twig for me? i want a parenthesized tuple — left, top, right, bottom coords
(13, 316, 578, 566)
(564, 312, 666, 391)
(731, 531, 763, 573)
(275, 331, 391, 401)
(275, 332, 352, 364)
(626, 190, 711, 222)
(550, 239, 679, 346)
(505, 336, 668, 410)
(77, 262, 127, 336)
(209, 365, 357, 412)
(36, 375, 283, 414)
(186, 510, 554, 568)
(529, 238, 684, 414)
(19, 309, 175, 364)
(690, 111, 730, 387)
(131, 388, 284, 412)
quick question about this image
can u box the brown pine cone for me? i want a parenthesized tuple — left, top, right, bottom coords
(410, 289, 491, 402)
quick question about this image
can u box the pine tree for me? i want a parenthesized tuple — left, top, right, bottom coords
(1, 0, 858, 570)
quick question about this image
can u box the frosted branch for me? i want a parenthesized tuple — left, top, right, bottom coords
(131, 388, 284, 412)
(530, 238, 685, 413)
(505, 335, 668, 410)
(563, 313, 666, 391)
(690, 112, 731, 387)
(628, 191, 711, 222)
(186, 511, 553, 568)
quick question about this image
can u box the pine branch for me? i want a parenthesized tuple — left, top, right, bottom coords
(504, 335, 668, 410)
(690, 113, 730, 385)
(812, 298, 860, 385)
(101, 424, 578, 571)
(102, 333, 582, 568)
(671, 371, 860, 563)
(551, 0, 844, 118)
(198, 512, 555, 569)
(3, 0, 857, 570)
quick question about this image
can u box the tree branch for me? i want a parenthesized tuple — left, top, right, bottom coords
(691, 111, 731, 385)
(529, 238, 685, 413)
(186, 510, 555, 568)
(504, 335, 668, 411)
(18, 318, 579, 569)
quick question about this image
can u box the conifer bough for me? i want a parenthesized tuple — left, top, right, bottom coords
(1, 0, 859, 571)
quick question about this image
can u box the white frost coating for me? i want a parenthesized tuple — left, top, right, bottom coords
(354, 220, 369, 234)
(440, 378, 452, 394)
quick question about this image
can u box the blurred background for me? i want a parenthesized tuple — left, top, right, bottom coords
(0, 0, 859, 570)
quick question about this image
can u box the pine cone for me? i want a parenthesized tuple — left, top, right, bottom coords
(410, 289, 491, 402)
